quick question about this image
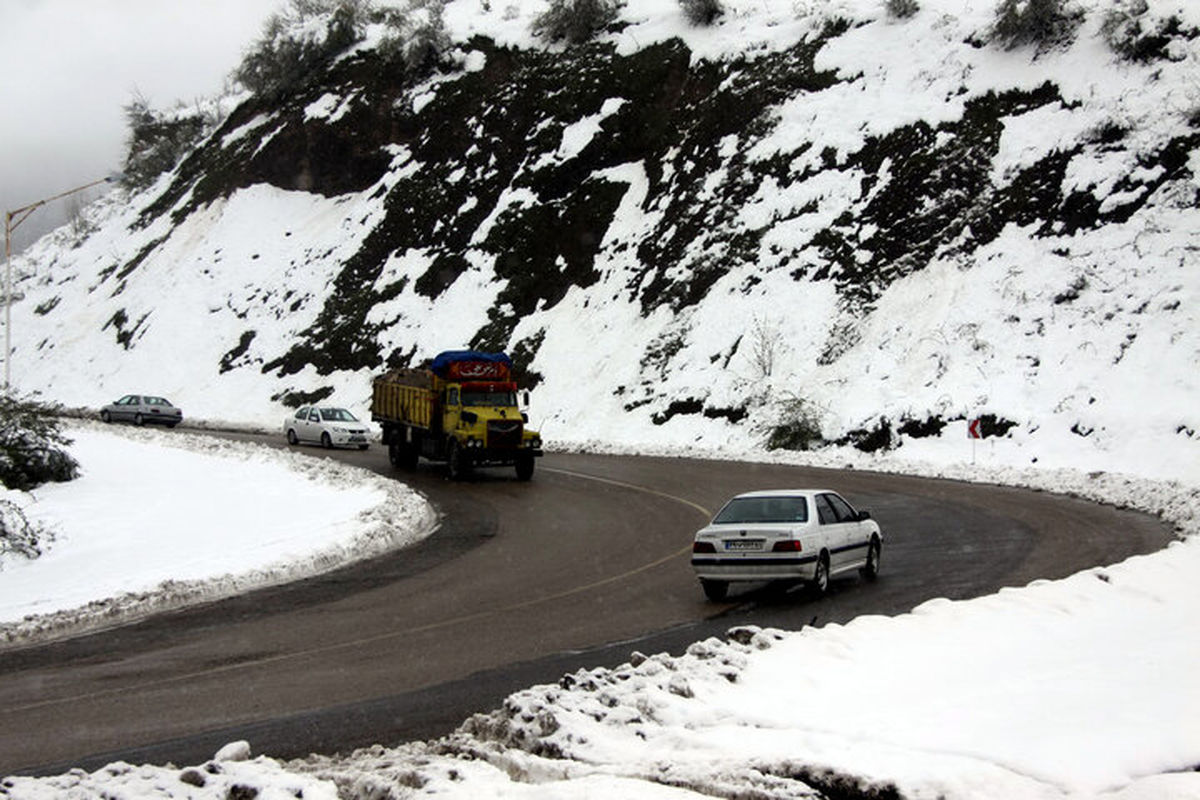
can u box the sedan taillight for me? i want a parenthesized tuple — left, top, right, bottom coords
(693, 541, 716, 554)
(772, 540, 803, 552)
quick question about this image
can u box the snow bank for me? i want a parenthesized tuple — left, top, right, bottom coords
(0, 423, 437, 648)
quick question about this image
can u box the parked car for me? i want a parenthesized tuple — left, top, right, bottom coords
(691, 489, 882, 601)
(284, 407, 370, 450)
(99, 395, 182, 428)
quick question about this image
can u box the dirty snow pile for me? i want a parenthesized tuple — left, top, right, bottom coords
(0, 423, 437, 647)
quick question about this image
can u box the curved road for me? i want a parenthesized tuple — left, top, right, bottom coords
(0, 440, 1174, 775)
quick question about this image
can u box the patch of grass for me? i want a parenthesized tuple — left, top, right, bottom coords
(220, 330, 258, 374)
(898, 415, 946, 438)
(651, 397, 704, 425)
(271, 387, 335, 408)
(839, 417, 895, 453)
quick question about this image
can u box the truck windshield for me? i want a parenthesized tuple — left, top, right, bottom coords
(463, 391, 517, 407)
(713, 496, 808, 524)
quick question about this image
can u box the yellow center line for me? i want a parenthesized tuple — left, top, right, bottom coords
(4, 466, 711, 716)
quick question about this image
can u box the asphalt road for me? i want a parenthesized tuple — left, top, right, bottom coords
(0, 438, 1175, 776)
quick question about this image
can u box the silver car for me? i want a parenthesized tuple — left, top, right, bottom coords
(691, 489, 882, 601)
(99, 394, 182, 428)
(284, 406, 370, 450)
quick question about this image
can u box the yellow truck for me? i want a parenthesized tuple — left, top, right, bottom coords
(371, 350, 542, 480)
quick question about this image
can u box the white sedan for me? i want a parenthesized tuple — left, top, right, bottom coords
(284, 407, 370, 450)
(691, 489, 882, 601)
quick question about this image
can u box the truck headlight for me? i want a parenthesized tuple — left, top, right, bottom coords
(528, 437, 541, 449)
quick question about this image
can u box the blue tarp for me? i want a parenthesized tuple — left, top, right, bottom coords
(430, 350, 512, 377)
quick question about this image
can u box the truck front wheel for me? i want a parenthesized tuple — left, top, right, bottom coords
(515, 455, 535, 481)
(447, 441, 471, 480)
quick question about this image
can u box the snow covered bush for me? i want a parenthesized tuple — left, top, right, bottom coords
(0, 499, 51, 565)
(121, 94, 207, 190)
(0, 395, 79, 491)
(376, 0, 451, 75)
(1100, 0, 1192, 62)
(990, 0, 1080, 49)
(533, 0, 624, 44)
(234, 0, 372, 97)
(679, 0, 723, 26)
(885, 0, 920, 19)
(763, 396, 824, 451)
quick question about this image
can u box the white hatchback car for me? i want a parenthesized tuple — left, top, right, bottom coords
(691, 489, 882, 601)
(284, 407, 370, 450)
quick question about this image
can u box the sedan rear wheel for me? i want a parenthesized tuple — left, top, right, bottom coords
(100, 410, 111, 423)
(134, 413, 144, 427)
(701, 578, 728, 602)
(860, 536, 881, 581)
(809, 553, 830, 598)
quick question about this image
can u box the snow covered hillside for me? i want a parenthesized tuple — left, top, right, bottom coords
(10, 0, 1200, 478)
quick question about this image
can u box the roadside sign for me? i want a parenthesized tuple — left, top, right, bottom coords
(968, 418, 982, 440)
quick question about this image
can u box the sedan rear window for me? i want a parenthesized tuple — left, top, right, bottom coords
(713, 496, 808, 524)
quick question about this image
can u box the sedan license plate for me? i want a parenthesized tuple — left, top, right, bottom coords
(724, 539, 764, 552)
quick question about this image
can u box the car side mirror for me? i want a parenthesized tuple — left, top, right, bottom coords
(857, 510, 872, 521)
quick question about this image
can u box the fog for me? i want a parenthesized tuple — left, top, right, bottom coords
(0, 0, 280, 252)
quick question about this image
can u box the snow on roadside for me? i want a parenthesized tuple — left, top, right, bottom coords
(284, 450, 1199, 800)
(4, 434, 1197, 799)
(0, 422, 438, 649)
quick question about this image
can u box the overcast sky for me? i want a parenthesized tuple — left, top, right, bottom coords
(1, 0, 282, 252)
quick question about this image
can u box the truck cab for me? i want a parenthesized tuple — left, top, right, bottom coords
(442, 379, 542, 478)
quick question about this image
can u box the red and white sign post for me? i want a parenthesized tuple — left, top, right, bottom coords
(968, 417, 982, 463)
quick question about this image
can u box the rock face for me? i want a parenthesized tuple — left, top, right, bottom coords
(14, 4, 1200, 464)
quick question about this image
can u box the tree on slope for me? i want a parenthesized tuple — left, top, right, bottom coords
(0, 395, 79, 492)
(534, 0, 625, 43)
(0, 395, 78, 564)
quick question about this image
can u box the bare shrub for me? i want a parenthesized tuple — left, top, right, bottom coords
(748, 315, 784, 379)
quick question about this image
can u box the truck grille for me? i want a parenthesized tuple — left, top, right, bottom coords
(487, 420, 523, 449)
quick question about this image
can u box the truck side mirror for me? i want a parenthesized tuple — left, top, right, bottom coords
(523, 391, 530, 406)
